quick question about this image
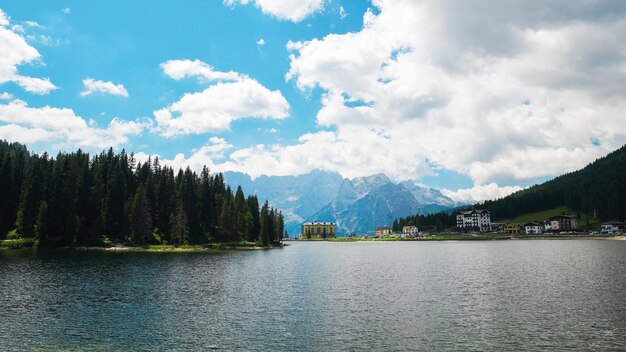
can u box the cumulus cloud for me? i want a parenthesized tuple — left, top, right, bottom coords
(155, 59, 289, 136)
(224, 0, 325, 22)
(0, 92, 12, 100)
(62, 8, 71, 14)
(256, 38, 265, 45)
(273, 0, 626, 185)
(80, 78, 129, 97)
(442, 184, 525, 204)
(0, 99, 147, 149)
(134, 137, 233, 172)
(0, 8, 57, 94)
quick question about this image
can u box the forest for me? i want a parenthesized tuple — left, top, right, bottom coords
(0, 140, 284, 247)
(392, 209, 462, 233)
(479, 144, 626, 221)
(396, 144, 626, 230)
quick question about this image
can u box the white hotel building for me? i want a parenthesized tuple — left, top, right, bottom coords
(456, 210, 492, 232)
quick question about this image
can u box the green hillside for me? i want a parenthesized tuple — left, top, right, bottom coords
(480, 145, 626, 222)
(496, 206, 601, 229)
(396, 145, 626, 230)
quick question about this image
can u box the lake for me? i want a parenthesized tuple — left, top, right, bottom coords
(1, 240, 625, 351)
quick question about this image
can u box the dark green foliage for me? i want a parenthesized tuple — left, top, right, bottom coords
(0, 140, 283, 247)
(397, 144, 626, 228)
(480, 144, 626, 221)
(394, 210, 460, 232)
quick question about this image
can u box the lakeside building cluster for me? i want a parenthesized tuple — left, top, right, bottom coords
(455, 210, 582, 235)
(374, 210, 625, 237)
(300, 212, 625, 239)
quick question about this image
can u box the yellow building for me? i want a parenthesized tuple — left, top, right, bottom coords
(504, 223, 521, 234)
(301, 222, 336, 239)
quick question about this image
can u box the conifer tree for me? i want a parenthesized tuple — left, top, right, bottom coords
(130, 184, 153, 245)
(34, 201, 48, 241)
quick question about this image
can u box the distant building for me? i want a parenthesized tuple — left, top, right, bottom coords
(456, 210, 491, 232)
(543, 220, 552, 231)
(524, 222, 543, 235)
(376, 227, 392, 236)
(549, 215, 577, 230)
(301, 222, 336, 239)
(490, 223, 505, 233)
(601, 221, 626, 234)
(504, 223, 521, 234)
(402, 226, 419, 237)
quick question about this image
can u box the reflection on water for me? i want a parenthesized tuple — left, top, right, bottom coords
(1, 240, 625, 351)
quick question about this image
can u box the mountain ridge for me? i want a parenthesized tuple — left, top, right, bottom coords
(224, 169, 459, 236)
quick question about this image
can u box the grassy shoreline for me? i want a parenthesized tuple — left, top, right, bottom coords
(315, 234, 626, 242)
(0, 240, 284, 252)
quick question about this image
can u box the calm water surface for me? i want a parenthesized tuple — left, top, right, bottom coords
(1, 240, 625, 351)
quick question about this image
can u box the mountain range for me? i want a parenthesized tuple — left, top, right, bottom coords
(223, 170, 460, 236)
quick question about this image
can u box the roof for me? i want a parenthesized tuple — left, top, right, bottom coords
(403, 226, 417, 229)
(302, 222, 336, 226)
(549, 214, 577, 220)
(602, 221, 625, 225)
(458, 209, 491, 216)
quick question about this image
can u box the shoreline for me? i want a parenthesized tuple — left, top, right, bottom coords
(0, 242, 285, 252)
(300, 235, 626, 242)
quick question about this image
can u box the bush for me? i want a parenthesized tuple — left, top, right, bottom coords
(6, 229, 18, 240)
(0, 238, 37, 249)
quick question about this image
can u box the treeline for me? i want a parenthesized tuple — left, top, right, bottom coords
(392, 210, 461, 232)
(0, 140, 284, 247)
(394, 144, 626, 228)
(480, 144, 626, 221)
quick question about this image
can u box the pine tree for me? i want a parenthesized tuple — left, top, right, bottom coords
(130, 184, 153, 245)
(34, 201, 48, 241)
(259, 201, 270, 245)
(171, 201, 188, 245)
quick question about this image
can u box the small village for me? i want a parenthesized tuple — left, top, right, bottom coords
(297, 210, 626, 240)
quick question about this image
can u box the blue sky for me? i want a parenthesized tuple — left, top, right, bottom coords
(1, 1, 624, 202)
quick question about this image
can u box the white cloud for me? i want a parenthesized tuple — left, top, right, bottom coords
(274, 0, 626, 185)
(13, 76, 56, 94)
(0, 123, 52, 144)
(224, 0, 325, 22)
(256, 38, 265, 45)
(24, 20, 43, 29)
(161, 59, 243, 82)
(442, 184, 524, 204)
(62, 8, 71, 14)
(339, 6, 347, 19)
(134, 137, 233, 172)
(0, 9, 57, 94)
(155, 59, 289, 136)
(80, 78, 129, 97)
(0, 92, 12, 100)
(0, 99, 147, 149)
(0, 9, 9, 26)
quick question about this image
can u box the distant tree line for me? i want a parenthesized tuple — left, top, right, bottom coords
(0, 140, 284, 247)
(392, 210, 462, 232)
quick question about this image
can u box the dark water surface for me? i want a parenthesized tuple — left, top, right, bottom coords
(1, 240, 625, 351)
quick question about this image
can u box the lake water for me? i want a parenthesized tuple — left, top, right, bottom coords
(1, 240, 625, 351)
